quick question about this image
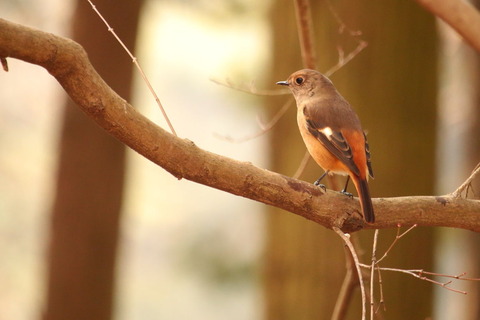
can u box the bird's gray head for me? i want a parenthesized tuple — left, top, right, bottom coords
(276, 69, 335, 101)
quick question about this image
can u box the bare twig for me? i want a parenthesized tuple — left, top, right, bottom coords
(451, 162, 480, 198)
(376, 224, 417, 264)
(370, 225, 416, 314)
(373, 267, 467, 295)
(415, 0, 480, 53)
(331, 233, 363, 320)
(370, 230, 379, 320)
(360, 264, 480, 295)
(324, 1, 368, 77)
(326, 0, 363, 37)
(333, 227, 366, 320)
(331, 251, 357, 320)
(362, 224, 480, 308)
(210, 78, 290, 96)
(414, 270, 480, 282)
(86, 0, 177, 136)
(375, 266, 386, 313)
(325, 41, 368, 77)
(293, 150, 311, 179)
(214, 99, 293, 143)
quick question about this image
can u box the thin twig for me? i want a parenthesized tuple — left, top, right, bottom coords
(293, 150, 311, 179)
(324, 1, 368, 77)
(214, 99, 293, 143)
(333, 227, 366, 320)
(326, 0, 363, 38)
(375, 265, 386, 313)
(376, 224, 417, 264)
(359, 264, 480, 295)
(331, 234, 363, 320)
(331, 245, 358, 320)
(210, 78, 290, 96)
(414, 270, 480, 282)
(325, 41, 368, 77)
(86, 0, 177, 136)
(375, 268, 467, 294)
(451, 162, 480, 198)
(370, 230, 379, 320)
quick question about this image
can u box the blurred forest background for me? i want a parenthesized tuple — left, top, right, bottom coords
(0, 0, 479, 319)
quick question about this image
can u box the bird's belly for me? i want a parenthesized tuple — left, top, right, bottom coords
(299, 125, 349, 176)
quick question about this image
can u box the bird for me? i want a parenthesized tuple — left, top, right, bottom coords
(277, 69, 375, 223)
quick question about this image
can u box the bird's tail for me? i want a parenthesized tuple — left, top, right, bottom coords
(352, 177, 375, 223)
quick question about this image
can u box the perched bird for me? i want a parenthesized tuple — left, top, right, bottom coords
(277, 69, 375, 223)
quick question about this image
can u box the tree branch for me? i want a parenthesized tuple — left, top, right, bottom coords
(294, 0, 317, 69)
(0, 18, 479, 233)
(452, 162, 480, 198)
(415, 0, 480, 53)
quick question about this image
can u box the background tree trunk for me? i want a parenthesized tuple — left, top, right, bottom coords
(340, 1, 437, 318)
(43, 1, 143, 319)
(263, 1, 347, 319)
(263, 0, 437, 319)
(434, 11, 480, 319)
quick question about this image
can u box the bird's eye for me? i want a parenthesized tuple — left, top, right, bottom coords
(295, 77, 304, 85)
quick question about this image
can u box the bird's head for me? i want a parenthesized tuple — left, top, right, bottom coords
(276, 69, 335, 101)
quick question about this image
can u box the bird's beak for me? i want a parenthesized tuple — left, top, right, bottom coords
(276, 80, 289, 86)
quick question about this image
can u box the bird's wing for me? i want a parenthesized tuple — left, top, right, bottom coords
(304, 110, 361, 176)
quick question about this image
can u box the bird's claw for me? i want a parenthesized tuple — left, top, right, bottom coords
(341, 190, 353, 198)
(314, 182, 327, 192)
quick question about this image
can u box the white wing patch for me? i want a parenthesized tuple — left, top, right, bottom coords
(320, 127, 333, 138)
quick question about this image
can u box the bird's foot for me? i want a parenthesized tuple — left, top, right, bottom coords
(340, 190, 353, 198)
(314, 181, 327, 192)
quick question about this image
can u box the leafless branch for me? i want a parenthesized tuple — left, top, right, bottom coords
(331, 248, 357, 320)
(415, 0, 480, 53)
(325, 41, 368, 77)
(87, 0, 177, 136)
(370, 230, 379, 320)
(324, 1, 368, 77)
(331, 233, 367, 320)
(362, 266, 471, 295)
(293, 150, 311, 179)
(375, 266, 386, 314)
(294, 0, 317, 69)
(333, 228, 366, 320)
(414, 270, 480, 282)
(376, 224, 417, 264)
(210, 78, 290, 96)
(1, 19, 480, 233)
(361, 255, 480, 296)
(451, 162, 480, 198)
(326, 0, 363, 37)
(214, 99, 293, 143)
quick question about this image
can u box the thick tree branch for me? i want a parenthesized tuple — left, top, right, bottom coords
(415, 0, 480, 53)
(0, 18, 479, 233)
